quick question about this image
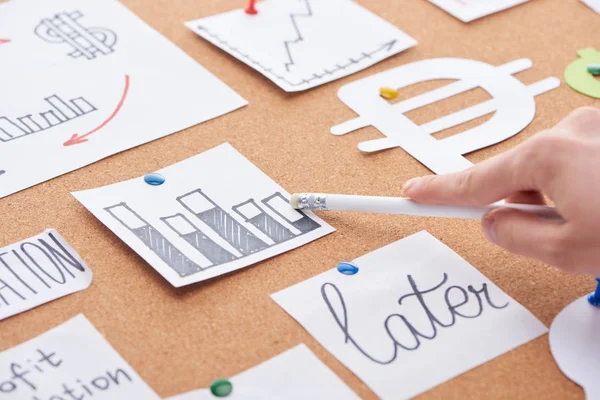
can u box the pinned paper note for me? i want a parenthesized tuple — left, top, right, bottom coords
(428, 0, 529, 22)
(0, 229, 92, 321)
(272, 231, 547, 399)
(166, 344, 359, 400)
(550, 295, 600, 399)
(0, 314, 159, 399)
(582, 0, 600, 14)
(565, 48, 600, 99)
(73, 143, 334, 287)
(185, 0, 417, 92)
(0, 0, 246, 199)
(331, 58, 560, 174)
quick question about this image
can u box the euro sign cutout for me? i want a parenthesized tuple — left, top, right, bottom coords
(35, 11, 117, 60)
(331, 58, 560, 175)
(565, 48, 600, 99)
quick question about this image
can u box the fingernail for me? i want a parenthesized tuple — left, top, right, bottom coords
(402, 178, 420, 195)
(482, 212, 498, 244)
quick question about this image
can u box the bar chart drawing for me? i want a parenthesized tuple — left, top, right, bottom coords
(161, 213, 237, 266)
(74, 143, 334, 285)
(0, 94, 96, 143)
(102, 189, 323, 278)
(105, 203, 203, 277)
(177, 189, 269, 256)
(233, 198, 295, 244)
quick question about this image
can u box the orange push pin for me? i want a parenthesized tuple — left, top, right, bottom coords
(245, 0, 258, 15)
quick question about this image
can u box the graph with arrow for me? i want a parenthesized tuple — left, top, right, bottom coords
(186, 0, 417, 92)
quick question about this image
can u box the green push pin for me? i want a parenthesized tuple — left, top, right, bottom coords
(565, 48, 600, 99)
(210, 378, 233, 397)
(588, 64, 600, 76)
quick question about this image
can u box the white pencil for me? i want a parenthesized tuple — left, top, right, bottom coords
(290, 193, 563, 221)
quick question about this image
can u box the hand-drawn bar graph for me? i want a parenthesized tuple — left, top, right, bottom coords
(104, 190, 322, 277)
(233, 198, 295, 244)
(161, 213, 237, 265)
(105, 203, 203, 277)
(0, 94, 96, 143)
(177, 189, 269, 256)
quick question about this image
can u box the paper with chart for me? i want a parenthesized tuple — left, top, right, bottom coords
(582, 0, 600, 14)
(0, 314, 159, 399)
(272, 231, 547, 399)
(0, 0, 247, 199)
(0, 229, 92, 321)
(331, 58, 559, 175)
(550, 295, 600, 399)
(167, 344, 360, 400)
(73, 143, 334, 287)
(185, 0, 417, 92)
(428, 0, 529, 22)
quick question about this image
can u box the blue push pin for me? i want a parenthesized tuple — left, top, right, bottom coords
(337, 261, 359, 275)
(143, 172, 165, 186)
(587, 278, 600, 307)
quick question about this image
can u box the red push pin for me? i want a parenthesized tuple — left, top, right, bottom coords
(245, 0, 258, 15)
(0, 39, 11, 45)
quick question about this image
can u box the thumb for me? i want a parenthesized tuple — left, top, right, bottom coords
(482, 209, 567, 267)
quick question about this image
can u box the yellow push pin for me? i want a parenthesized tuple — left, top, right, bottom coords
(379, 86, 398, 100)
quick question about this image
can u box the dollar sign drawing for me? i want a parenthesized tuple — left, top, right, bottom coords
(565, 48, 600, 99)
(331, 58, 560, 175)
(35, 11, 117, 60)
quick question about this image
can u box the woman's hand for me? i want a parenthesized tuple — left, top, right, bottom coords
(403, 107, 600, 275)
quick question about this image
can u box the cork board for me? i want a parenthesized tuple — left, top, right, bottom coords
(1, 0, 599, 398)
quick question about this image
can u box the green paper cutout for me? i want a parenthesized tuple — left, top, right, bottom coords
(565, 48, 600, 99)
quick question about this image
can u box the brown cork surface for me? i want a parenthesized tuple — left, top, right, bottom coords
(1, 0, 599, 398)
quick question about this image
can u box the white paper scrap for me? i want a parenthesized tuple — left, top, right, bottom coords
(0, 314, 160, 399)
(582, 0, 600, 14)
(185, 0, 417, 92)
(550, 295, 600, 399)
(272, 231, 548, 399)
(0, 229, 92, 321)
(73, 143, 334, 287)
(0, 0, 247, 199)
(331, 58, 559, 175)
(428, 0, 529, 22)
(166, 344, 360, 400)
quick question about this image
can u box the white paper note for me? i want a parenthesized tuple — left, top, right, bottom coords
(185, 0, 417, 92)
(428, 0, 529, 22)
(0, 229, 92, 321)
(0, 314, 159, 399)
(272, 231, 547, 399)
(0, 0, 247, 199)
(167, 344, 360, 400)
(582, 0, 600, 14)
(331, 58, 559, 174)
(73, 143, 334, 287)
(550, 295, 600, 399)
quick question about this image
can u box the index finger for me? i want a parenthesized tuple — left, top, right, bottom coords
(402, 135, 559, 206)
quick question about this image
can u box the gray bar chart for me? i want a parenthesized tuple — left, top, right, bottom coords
(103, 189, 322, 277)
(0, 94, 97, 142)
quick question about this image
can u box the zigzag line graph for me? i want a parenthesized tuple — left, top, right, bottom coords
(283, 0, 313, 72)
(196, 26, 397, 87)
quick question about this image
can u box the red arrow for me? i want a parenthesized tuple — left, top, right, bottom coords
(0, 39, 11, 45)
(64, 74, 130, 146)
